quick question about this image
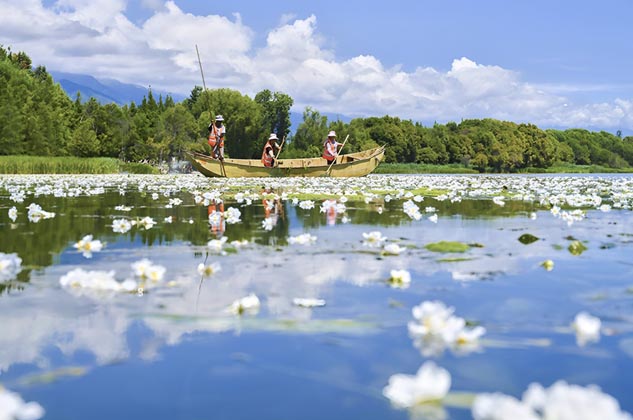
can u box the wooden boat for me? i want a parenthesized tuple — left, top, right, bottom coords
(186, 146, 385, 177)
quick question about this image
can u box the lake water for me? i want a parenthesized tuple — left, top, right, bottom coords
(1, 173, 633, 419)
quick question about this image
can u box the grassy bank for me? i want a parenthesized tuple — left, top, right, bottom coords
(374, 163, 478, 174)
(520, 163, 633, 174)
(0, 156, 159, 174)
(376, 162, 633, 174)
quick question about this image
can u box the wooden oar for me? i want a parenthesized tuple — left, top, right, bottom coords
(196, 45, 226, 177)
(273, 135, 286, 167)
(325, 134, 349, 176)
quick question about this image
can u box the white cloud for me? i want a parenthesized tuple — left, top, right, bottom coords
(0, 0, 632, 129)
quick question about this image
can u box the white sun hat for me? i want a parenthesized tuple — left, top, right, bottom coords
(328, 130, 337, 137)
(215, 115, 224, 121)
(269, 133, 278, 140)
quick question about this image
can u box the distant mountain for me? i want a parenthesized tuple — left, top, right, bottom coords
(50, 71, 185, 105)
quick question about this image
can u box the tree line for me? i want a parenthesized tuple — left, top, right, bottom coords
(2, 46, 633, 171)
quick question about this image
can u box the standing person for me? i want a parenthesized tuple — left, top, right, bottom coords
(322, 130, 341, 165)
(208, 114, 226, 160)
(261, 133, 281, 167)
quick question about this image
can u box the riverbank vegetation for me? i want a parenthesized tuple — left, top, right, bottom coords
(0, 156, 158, 174)
(1, 46, 633, 173)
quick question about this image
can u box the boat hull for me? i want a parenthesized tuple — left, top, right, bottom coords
(187, 146, 385, 178)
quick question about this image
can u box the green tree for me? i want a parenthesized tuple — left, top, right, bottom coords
(289, 107, 328, 157)
(254, 89, 294, 140)
(67, 119, 100, 156)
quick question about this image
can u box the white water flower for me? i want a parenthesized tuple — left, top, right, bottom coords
(145, 264, 166, 282)
(8, 206, 18, 222)
(288, 233, 317, 245)
(230, 239, 249, 248)
(408, 300, 458, 336)
(9, 190, 26, 203)
(388, 269, 411, 288)
(362, 231, 387, 247)
(408, 300, 485, 356)
(472, 392, 539, 420)
(27, 203, 55, 223)
(60, 268, 136, 293)
(262, 217, 275, 231)
(0, 253, 22, 282)
(383, 361, 451, 408)
(523, 381, 632, 420)
(572, 311, 601, 346)
(599, 204, 611, 212)
(112, 218, 132, 233)
(131, 259, 166, 282)
(73, 234, 104, 258)
(425, 206, 437, 213)
(541, 259, 554, 271)
(164, 216, 173, 223)
(293, 298, 326, 307)
(428, 214, 438, 223)
(473, 381, 632, 420)
(114, 205, 132, 211)
(225, 207, 242, 224)
(151, 192, 159, 200)
(197, 262, 221, 277)
(229, 293, 261, 315)
(403, 200, 422, 220)
(207, 236, 228, 253)
(137, 216, 156, 230)
(492, 196, 506, 206)
(383, 243, 405, 255)
(298, 200, 315, 210)
(0, 387, 45, 420)
(208, 211, 222, 226)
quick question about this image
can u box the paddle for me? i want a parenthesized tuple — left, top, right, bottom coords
(196, 44, 225, 177)
(273, 135, 286, 167)
(325, 134, 349, 176)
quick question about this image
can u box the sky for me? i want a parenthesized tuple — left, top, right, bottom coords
(1, 0, 632, 132)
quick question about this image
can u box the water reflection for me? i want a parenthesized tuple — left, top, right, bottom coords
(1, 175, 633, 419)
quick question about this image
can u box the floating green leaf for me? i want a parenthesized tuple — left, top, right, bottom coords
(468, 243, 485, 248)
(437, 257, 474, 262)
(425, 241, 470, 253)
(443, 392, 478, 409)
(518, 233, 539, 245)
(568, 240, 588, 255)
(19, 366, 89, 386)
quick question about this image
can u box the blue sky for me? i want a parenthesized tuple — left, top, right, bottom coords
(2, 0, 633, 132)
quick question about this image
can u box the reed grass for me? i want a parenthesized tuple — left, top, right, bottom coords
(374, 163, 478, 174)
(0, 156, 158, 174)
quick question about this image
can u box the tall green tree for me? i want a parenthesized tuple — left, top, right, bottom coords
(254, 89, 293, 140)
